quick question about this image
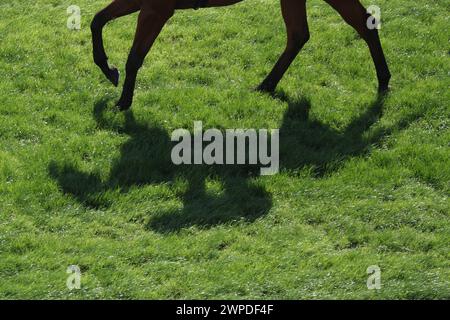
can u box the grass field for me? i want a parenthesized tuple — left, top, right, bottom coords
(0, 0, 449, 299)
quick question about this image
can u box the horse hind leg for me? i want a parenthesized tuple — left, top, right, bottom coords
(324, 0, 391, 93)
(91, 0, 141, 87)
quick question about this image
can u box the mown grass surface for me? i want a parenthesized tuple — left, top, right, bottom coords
(0, 0, 449, 299)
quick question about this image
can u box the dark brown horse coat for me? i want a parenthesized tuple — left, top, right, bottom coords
(91, 0, 391, 110)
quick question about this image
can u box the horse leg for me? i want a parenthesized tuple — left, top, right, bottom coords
(257, 0, 309, 93)
(91, 0, 141, 87)
(116, 3, 175, 111)
(324, 0, 391, 92)
(174, 0, 244, 9)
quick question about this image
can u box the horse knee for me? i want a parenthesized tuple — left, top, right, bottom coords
(289, 30, 310, 52)
(300, 31, 311, 47)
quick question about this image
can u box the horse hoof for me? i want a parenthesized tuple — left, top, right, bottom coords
(378, 83, 390, 95)
(116, 98, 132, 111)
(107, 67, 120, 87)
(256, 83, 275, 95)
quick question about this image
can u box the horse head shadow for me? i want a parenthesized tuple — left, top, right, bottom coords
(49, 99, 272, 233)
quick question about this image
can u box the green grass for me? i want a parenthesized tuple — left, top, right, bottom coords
(0, 0, 449, 299)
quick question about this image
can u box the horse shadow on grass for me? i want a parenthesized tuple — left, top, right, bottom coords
(49, 99, 271, 233)
(49, 90, 416, 233)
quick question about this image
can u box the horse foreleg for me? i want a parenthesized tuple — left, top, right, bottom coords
(91, 0, 141, 87)
(116, 4, 175, 111)
(257, 0, 309, 94)
(324, 0, 391, 92)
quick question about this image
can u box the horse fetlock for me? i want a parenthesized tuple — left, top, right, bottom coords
(116, 94, 133, 111)
(107, 67, 120, 87)
(378, 73, 391, 92)
(93, 54, 107, 68)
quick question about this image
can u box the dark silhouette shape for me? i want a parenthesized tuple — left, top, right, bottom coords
(278, 92, 385, 176)
(49, 99, 272, 233)
(90, 0, 391, 110)
(277, 90, 423, 177)
(49, 90, 425, 233)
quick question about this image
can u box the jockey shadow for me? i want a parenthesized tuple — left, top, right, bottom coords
(49, 99, 272, 233)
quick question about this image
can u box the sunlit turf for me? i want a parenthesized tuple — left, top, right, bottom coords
(0, 0, 449, 299)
